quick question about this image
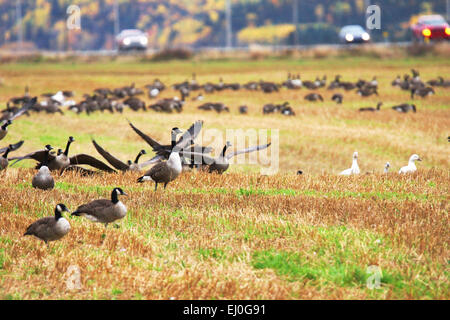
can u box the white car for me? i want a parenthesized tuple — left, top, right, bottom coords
(116, 29, 148, 51)
(339, 25, 370, 44)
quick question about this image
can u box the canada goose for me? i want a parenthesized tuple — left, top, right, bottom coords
(1, 97, 36, 123)
(399, 154, 421, 174)
(357, 87, 378, 97)
(327, 75, 341, 90)
(124, 97, 146, 111)
(198, 102, 229, 113)
(92, 139, 148, 172)
(181, 141, 271, 174)
(359, 102, 382, 112)
(304, 93, 323, 102)
(32, 145, 55, 190)
(8, 86, 33, 105)
(339, 152, 360, 176)
(239, 106, 248, 114)
(391, 75, 401, 87)
(0, 120, 11, 141)
(72, 188, 128, 228)
(10, 136, 116, 173)
(384, 162, 390, 174)
(137, 128, 183, 190)
(0, 141, 24, 170)
(297, 170, 303, 175)
(331, 93, 343, 104)
(192, 93, 204, 102)
(24, 204, 71, 245)
(392, 103, 416, 113)
(411, 86, 434, 99)
(128, 120, 211, 164)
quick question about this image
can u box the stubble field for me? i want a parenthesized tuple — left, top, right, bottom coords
(0, 55, 448, 299)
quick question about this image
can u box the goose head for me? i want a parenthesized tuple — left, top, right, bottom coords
(384, 162, 390, 172)
(352, 151, 358, 160)
(409, 154, 422, 162)
(170, 127, 183, 150)
(55, 204, 71, 220)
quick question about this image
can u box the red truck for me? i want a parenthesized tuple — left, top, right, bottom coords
(411, 15, 450, 42)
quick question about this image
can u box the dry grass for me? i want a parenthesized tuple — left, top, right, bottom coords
(0, 57, 448, 299)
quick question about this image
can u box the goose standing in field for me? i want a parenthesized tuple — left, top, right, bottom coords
(32, 145, 55, 190)
(331, 93, 343, 104)
(0, 141, 24, 170)
(10, 136, 116, 173)
(399, 154, 422, 174)
(411, 86, 434, 99)
(359, 102, 382, 112)
(384, 162, 390, 173)
(71, 188, 128, 228)
(137, 128, 183, 190)
(181, 141, 272, 174)
(92, 139, 148, 172)
(339, 151, 360, 176)
(24, 204, 71, 245)
(239, 105, 248, 114)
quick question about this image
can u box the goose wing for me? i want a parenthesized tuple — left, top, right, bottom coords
(69, 154, 116, 173)
(0, 140, 24, 154)
(128, 121, 163, 150)
(92, 140, 129, 171)
(9, 149, 55, 165)
(73, 199, 112, 218)
(137, 155, 165, 169)
(24, 217, 55, 237)
(225, 143, 271, 160)
(179, 151, 216, 166)
(175, 120, 204, 149)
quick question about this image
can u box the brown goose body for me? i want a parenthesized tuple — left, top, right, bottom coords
(24, 204, 71, 244)
(72, 188, 127, 227)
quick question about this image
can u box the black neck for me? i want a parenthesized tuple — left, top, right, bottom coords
(1, 122, 9, 130)
(171, 132, 178, 149)
(111, 190, 119, 204)
(221, 144, 229, 157)
(64, 139, 73, 156)
(54, 208, 62, 220)
(2, 148, 10, 159)
(134, 152, 144, 164)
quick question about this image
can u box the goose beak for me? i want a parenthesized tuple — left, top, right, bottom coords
(417, 158, 422, 161)
(122, 192, 128, 196)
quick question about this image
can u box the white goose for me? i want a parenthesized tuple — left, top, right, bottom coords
(384, 162, 390, 173)
(399, 154, 422, 174)
(339, 151, 360, 176)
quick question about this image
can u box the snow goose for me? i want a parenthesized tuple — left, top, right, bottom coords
(339, 152, 360, 176)
(399, 154, 422, 174)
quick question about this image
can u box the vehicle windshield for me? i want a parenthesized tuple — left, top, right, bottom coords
(419, 17, 447, 25)
(341, 26, 365, 33)
(120, 30, 143, 36)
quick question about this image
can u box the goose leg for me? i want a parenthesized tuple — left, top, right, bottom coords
(154, 182, 158, 192)
(164, 182, 168, 189)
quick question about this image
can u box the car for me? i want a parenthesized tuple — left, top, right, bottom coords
(339, 25, 371, 44)
(411, 15, 450, 42)
(116, 29, 148, 51)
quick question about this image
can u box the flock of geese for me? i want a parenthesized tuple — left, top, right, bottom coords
(2, 69, 446, 118)
(1, 68, 445, 245)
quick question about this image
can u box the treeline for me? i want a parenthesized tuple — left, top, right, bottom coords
(0, 0, 446, 50)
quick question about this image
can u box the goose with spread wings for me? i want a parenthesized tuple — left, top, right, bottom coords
(92, 139, 149, 172)
(128, 120, 212, 167)
(181, 141, 271, 174)
(9, 136, 116, 173)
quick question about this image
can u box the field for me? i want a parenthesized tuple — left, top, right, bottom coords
(0, 55, 449, 299)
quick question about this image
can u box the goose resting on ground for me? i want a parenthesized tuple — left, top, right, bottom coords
(399, 154, 421, 174)
(32, 145, 55, 190)
(24, 204, 71, 245)
(339, 151, 360, 176)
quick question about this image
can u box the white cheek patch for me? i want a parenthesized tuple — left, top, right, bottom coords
(57, 205, 62, 212)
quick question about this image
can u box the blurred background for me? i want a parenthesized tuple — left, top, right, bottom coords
(0, 0, 448, 53)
